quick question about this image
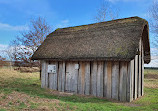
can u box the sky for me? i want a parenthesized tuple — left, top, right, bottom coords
(0, 0, 157, 67)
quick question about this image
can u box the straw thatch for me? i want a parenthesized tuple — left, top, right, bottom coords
(32, 16, 150, 63)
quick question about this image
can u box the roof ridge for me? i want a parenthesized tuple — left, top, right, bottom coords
(54, 16, 147, 32)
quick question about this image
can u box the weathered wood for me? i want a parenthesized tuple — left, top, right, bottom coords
(96, 61, 104, 97)
(119, 62, 127, 102)
(134, 55, 138, 99)
(58, 62, 63, 91)
(141, 42, 144, 96)
(84, 62, 90, 95)
(41, 60, 46, 88)
(78, 62, 85, 94)
(41, 59, 141, 102)
(45, 61, 48, 88)
(106, 61, 112, 99)
(49, 73, 53, 89)
(65, 62, 71, 92)
(111, 62, 119, 100)
(138, 39, 142, 97)
(61, 62, 66, 92)
(65, 62, 78, 93)
(73, 62, 79, 93)
(91, 61, 97, 96)
(103, 62, 107, 97)
(49, 62, 58, 90)
(127, 60, 134, 102)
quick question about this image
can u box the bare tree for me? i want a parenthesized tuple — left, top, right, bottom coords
(0, 56, 7, 68)
(149, 1, 158, 37)
(94, 2, 119, 22)
(148, 0, 158, 60)
(19, 17, 51, 53)
(7, 40, 19, 61)
(9, 17, 51, 66)
(4, 40, 19, 69)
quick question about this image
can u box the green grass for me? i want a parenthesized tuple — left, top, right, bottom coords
(0, 67, 158, 111)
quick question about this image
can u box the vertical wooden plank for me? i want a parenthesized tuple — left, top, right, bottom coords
(138, 39, 142, 97)
(73, 62, 79, 93)
(65, 62, 71, 92)
(49, 61, 58, 90)
(127, 60, 134, 102)
(97, 61, 104, 97)
(107, 62, 112, 99)
(84, 62, 90, 95)
(103, 62, 107, 97)
(111, 62, 119, 100)
(141, 41, 144, 96)
(41, 60, 46, 88)
(119, 62, 127, 102)
(61, 62, 66, 92)
(91, 61, 97, 96)
(78, 62, 82, 94)
(45, 61, 48, 88)
(49, 73, 53, 89)
(104, 61, 112, 99)
(65, 62, 78, 93)
(58, 62, 63, 91)
(54, 62, 58, 90)
(134, 55, 138, 99)
(78, 62, 85, 94)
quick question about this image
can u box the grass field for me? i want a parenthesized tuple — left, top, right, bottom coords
(0, 67, 158, 111)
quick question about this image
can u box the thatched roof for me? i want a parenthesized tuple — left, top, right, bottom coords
(32, 16, 150, 63)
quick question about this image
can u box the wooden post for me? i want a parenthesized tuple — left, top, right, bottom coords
(127, 60, 134, 102)
(111, 62, 119, 100)
(141, 41, 144, 96)
(78, 62, 85, 94)
(84, 62, 90, 95)
(41, 60, 46, 88)
(104, 61, 112, 99)
(119, 62, 127, 102)
(61, 62, 66, 92)
(91, 61, 97, 96)
(45, 61, 48, 88)
(58, 62, 63, 91)
(134, 55, 138, 99)
(97, 61, 103, 97)
(138, 39, 142, 97)
(103, 62, 107, 97)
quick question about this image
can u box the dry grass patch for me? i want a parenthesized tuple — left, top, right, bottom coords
(0, 91, 60, 110)
(144, 69, 158, 89)
(0, 67, 39, 79)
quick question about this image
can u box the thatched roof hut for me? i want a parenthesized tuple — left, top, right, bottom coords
(32, 16, 150, 102)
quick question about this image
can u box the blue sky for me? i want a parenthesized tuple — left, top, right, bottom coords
(0, 0, 157, 67)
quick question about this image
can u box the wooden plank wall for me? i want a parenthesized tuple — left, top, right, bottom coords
(41, 53, 144, 102)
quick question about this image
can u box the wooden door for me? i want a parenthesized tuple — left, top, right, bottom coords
(65, 62, 78, 93)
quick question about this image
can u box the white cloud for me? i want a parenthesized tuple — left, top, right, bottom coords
(55, 20, 70, 29)
(0, 22, 29, 31)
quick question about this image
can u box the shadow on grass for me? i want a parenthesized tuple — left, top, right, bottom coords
(0, 78, 111, 104)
